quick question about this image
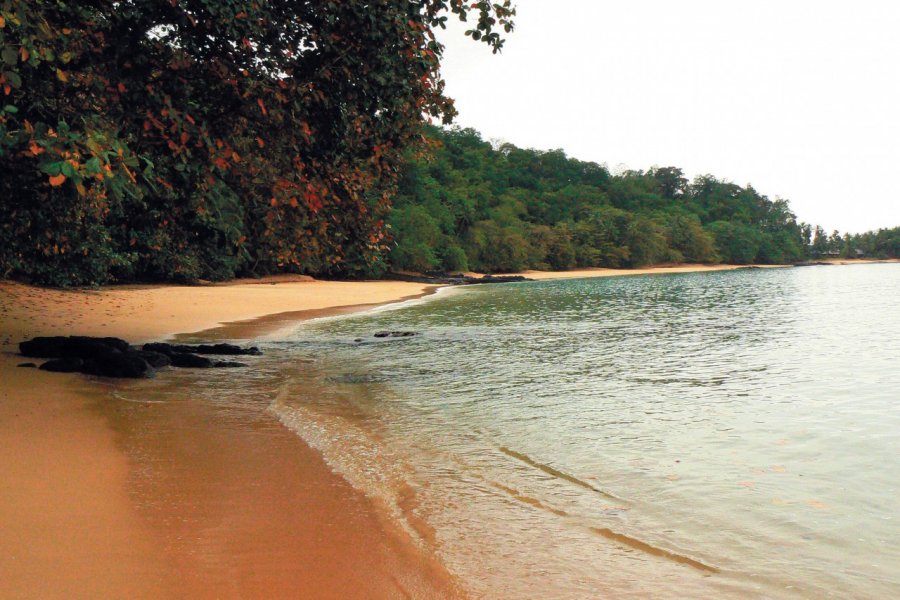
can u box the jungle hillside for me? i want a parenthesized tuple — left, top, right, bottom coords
(388, 126, 900, 273)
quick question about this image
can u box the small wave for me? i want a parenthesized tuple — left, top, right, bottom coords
(499, 446, 624, 501)
(590, 527, 719, 573)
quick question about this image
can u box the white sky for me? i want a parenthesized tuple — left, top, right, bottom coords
(436, 0, 899, 234)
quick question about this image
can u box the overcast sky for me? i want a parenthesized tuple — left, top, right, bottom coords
(436, 0, 899, 234)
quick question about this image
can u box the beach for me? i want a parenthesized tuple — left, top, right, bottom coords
(0, 277, 458, 599)
(0, 260, 893, 599)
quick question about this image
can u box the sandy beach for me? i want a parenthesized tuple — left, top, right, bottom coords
(0, 278, 457, 599)
(0, 259, 891, 599)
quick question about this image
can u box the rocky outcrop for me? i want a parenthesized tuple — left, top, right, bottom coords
(17, 335, 258, 379)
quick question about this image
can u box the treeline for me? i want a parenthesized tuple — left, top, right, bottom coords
(810, 226, 900, 259)
(389, 127, 815, 273)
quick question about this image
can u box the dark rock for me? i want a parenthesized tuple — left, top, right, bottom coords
(374, 331, 418, 338)
(169, 353, 214, 368)
(39, 358, 84, 373)
(20, 336, 129, 359)
(81, 354, 153, 379)
(212, 361, 247, 368)
(143, 342, 262, 356)
(17, 362, 37, 368)
(475, 275, 529, 284)
(130, 350, 172, 368)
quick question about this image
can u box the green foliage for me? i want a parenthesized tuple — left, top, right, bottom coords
(835, 227, 900, 259)
(0, 0, 514, 285)
(389, 126, 812, 272)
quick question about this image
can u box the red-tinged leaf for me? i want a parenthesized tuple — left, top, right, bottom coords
(117, 82, 126, 93)
(257, 98, 267, 115)
(185, 114, 195, 125)
(180, 132, 189, 145)
(0, 15, 5, 28)
(56, 69, 68, 83)
(20, 47, 29, 62)
(49, 174, 66, 187)
(256, 137, 265, 148)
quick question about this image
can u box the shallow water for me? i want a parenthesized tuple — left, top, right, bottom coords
(264, 264, 900, 599)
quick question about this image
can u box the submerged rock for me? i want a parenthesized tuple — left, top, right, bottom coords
(169, 352, 214, 368)
(212, 360, 247, 368)
(373, 331, 418, 338)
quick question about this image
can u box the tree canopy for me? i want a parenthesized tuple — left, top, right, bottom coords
(389, 126, 814, 273)
(0, 0, 513, 285)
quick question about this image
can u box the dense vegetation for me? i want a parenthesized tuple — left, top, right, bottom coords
(0, 0, 513, 286)
(389, 126, 817, 273)
(1, 3, 895, 286)
(809, 226, 900, 260)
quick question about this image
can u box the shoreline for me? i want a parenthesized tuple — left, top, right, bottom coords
(1, 259, 895, 598)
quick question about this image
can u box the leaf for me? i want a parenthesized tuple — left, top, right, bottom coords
(0, 15, 5, 28)
(48, 174, 66, 187)
(56, 68, 68, 83)
(2, 104, 16, 113)
(4, 71, 21, 88)
(1, 47, 16, 65)
(40, 161, 64, 176)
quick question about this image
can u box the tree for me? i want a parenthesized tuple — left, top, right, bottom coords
(0, 0, 514, 285)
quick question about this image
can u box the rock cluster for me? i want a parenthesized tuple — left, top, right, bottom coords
(18, 336, 261, 379)
(373, 331, 418, 338)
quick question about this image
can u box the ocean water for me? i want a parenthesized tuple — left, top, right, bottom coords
(213, 265, 900, 598)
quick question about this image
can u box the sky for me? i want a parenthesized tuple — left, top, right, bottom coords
(436, 0, 899, 234)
